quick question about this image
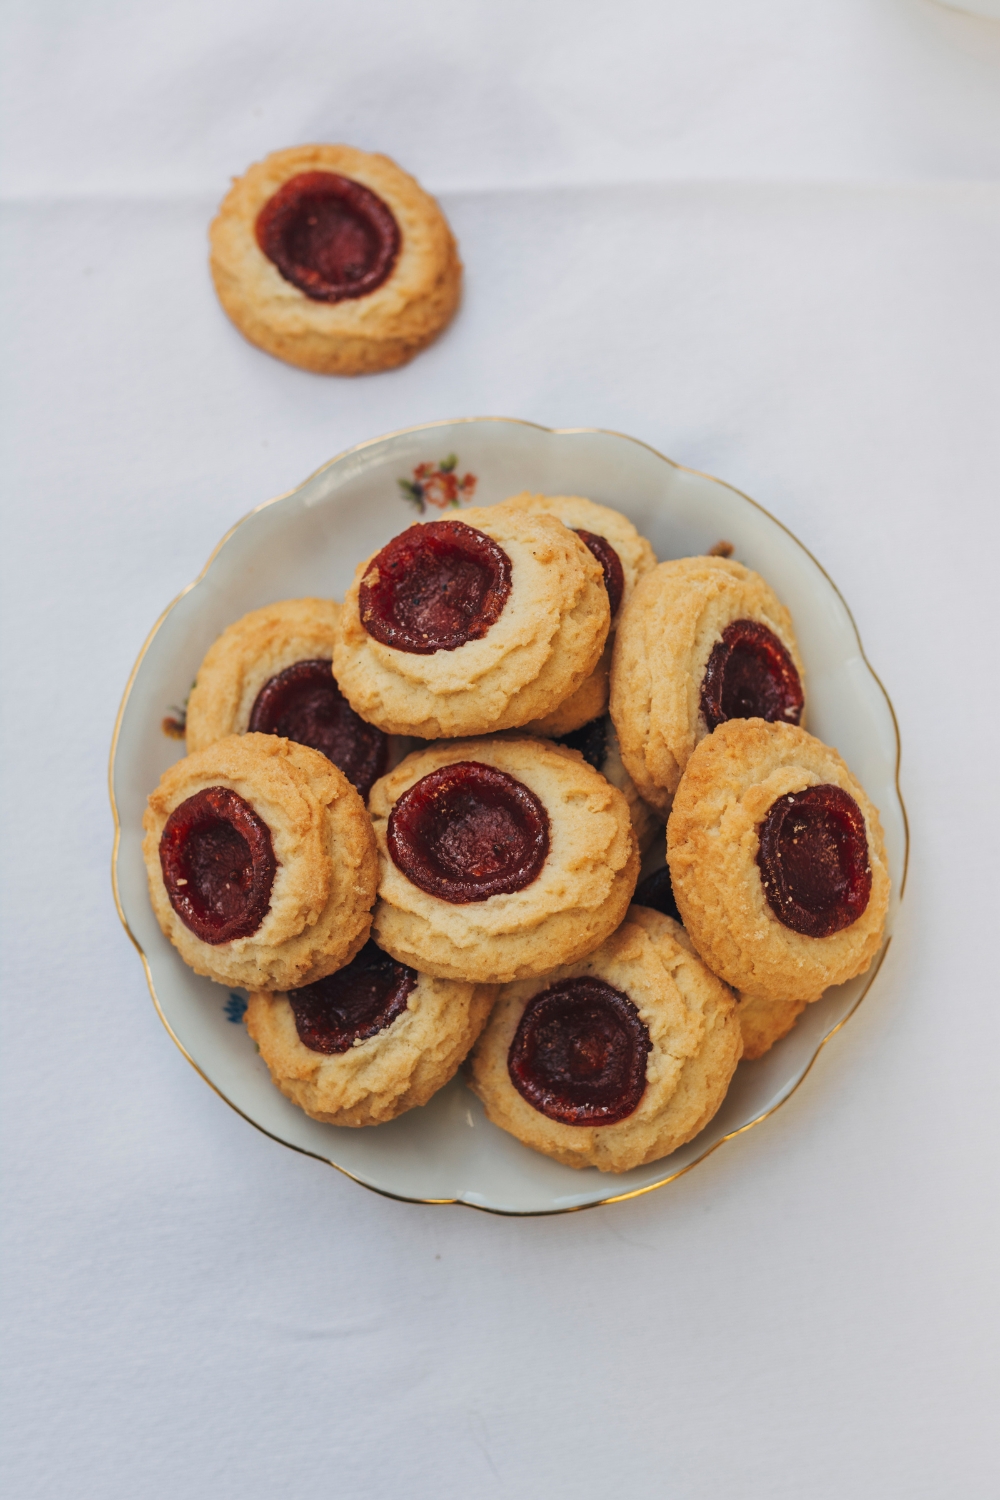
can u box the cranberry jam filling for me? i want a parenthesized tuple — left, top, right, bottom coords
(388, 760, 549, 903)
(359, 520, 512, 654)
(508, 977, 651, 1126)
(556, 715, 607, 771)
(575, 529, 625, 618)
(700, 619, 804, 732)
(287, 940, 417, 1054)
(255, 171, 400, 303)
(159, 786, 276, 944)
(248, 658, 388, 800)
(634, 865, 681, 923)
(756, 784, 872, 938)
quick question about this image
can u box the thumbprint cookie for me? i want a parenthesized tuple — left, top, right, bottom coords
(142, 733, 377, 991)
(468, 907, 741, 1173)
(209, 144, 461, 375)
(736, 992, 809, 1061)
(499, 492, 656, 624)
(185, 598, 390, 800)
(368, 736, 639, 984)
(245, 940, 496, 1127)
(333, 507, 610, 739)
(667, 720, 889, 1004)
(507, 492, 656, 735)
(611, 556, 805, 815)
(521, 644, 612, 739)
(547, 714, 661, 853)
(630, 869, 804, 1058)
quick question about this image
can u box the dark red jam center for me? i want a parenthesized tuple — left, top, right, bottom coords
(287, 940, 417, 1054)
(634, 865, 681, 923)
(756, 784, 872, 938)
(556, 715, 607, 771)
(508, 977, 651, 1126)
(388, 760, 549, 904)
(255, 171, 400, 303)
(159, 786, 276, 944)
(700, 619, 804, 732)
(575, 529, 625, 618)
(359, 520, 512, 655)
(248, 658, 388, 801)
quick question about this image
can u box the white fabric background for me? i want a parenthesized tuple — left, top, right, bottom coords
(2, 3, 999, 1496)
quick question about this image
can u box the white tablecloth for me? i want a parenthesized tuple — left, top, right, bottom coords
(2, 3, 999, 1495)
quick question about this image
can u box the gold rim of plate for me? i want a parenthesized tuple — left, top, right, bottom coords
(109, 417, 909, 1217)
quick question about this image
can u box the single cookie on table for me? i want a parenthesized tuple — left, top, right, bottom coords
(507, 493, 656, 735)
(210, 144, 461, 375)
(333, 507, 610, 739)
(368, 735, 639, 984)
(185, 598, 393, 801)
(545, 714, 661, 853)
(667, 719, 890, 1004)
(468, 907, 741, 1173)
(143, 733, 377, 992)
(245, 939, 496, 1127)
(611, 555, 805, 816)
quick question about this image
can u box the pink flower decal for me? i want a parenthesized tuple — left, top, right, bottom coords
(398, 454, 478, 513)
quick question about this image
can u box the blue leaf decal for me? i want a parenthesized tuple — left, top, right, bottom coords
(224, 993, 248, 1023)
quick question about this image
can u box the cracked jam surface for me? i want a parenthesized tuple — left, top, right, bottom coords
(255, 170, 399, 302)
(248, 658, 388, 800)
(575, 529, 625, 618)
(359, 520, 512, 654)
(756, 783, 872, 937)
(700, 619, 804, 731)
(388, 760, 549, 903)
(508, 977, 651, 1126)
(159, 786, 276, 944)
(288, 941, 417, 1054)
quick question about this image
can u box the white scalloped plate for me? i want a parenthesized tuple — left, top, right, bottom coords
(110, 418, 907, 1215)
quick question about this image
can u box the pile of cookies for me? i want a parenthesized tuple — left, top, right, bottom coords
(143, 494, 890, 1174)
